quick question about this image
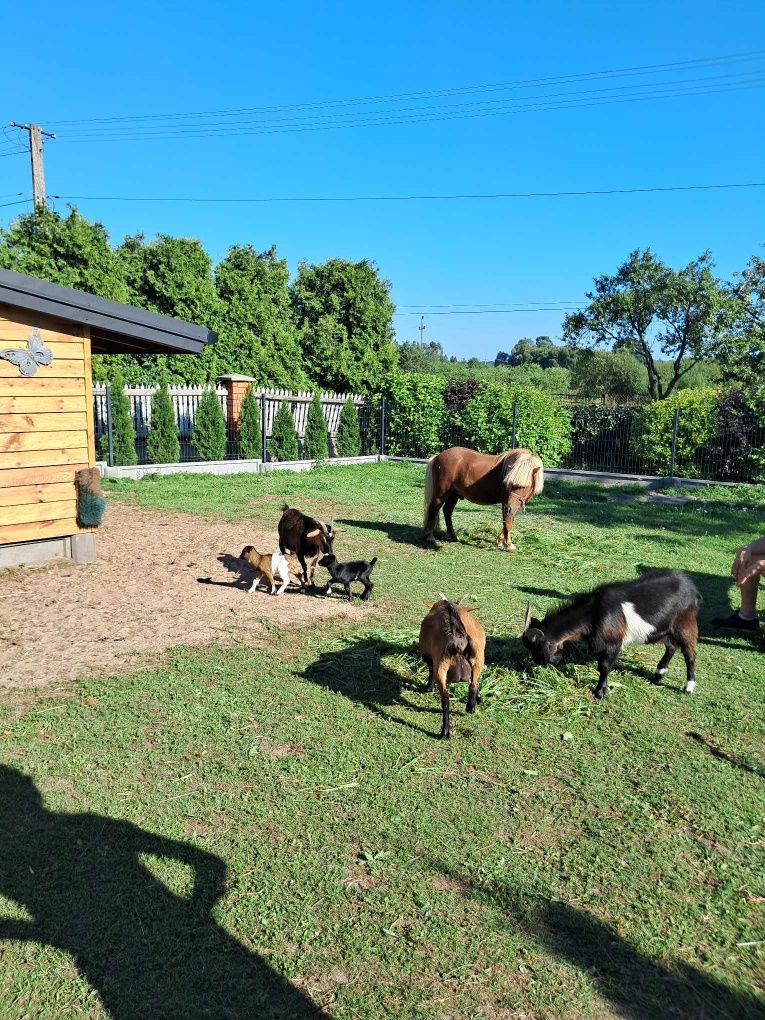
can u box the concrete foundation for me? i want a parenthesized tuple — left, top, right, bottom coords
(0, 532, 97, 570)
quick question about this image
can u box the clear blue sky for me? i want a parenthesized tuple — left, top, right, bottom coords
(2, 1, 764, 360)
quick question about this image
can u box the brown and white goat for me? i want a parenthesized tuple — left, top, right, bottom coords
(521, 569, 700, 700)
(277, 505, 335, 589)
(239, 546, 291, 595)
(418, 595, 486, 739)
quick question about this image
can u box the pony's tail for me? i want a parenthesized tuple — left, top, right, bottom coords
(423, 456, 438, 529)
(505, 451, 544, 492)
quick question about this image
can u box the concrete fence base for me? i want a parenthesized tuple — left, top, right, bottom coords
(101, 454, 383, 481)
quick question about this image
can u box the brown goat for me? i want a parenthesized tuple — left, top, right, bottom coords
(418, 595, 486, 739)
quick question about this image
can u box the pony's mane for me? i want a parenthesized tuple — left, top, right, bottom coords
(502, 449, 544, 493)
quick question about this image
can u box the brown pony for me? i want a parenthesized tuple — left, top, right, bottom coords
(422, 446, 544, 550)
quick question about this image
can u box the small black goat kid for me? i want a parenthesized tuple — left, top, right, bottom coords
(318, 554, 377, 601)
(277, 505, 335, 590)
(522, 569, 700, 699)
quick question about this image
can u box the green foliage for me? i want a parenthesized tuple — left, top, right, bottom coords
(501, 364, 572, 392)
(292, 258, 398, 392)
(146, 384, 180, 464)
(237, 386, 263, 460)
(191, 388, 227, 461)
(336, 398, 361, 457)
(215, 245, 307, 387)
(718, 254, 765, 409)
(565, 248, 737, 400)
(106, 368, 137, 466)
(572, 348, 647, 397)
(304, 391, 329, 462)
(635, 388, 720, 476)
(269, 401, 298, 462)
(383, 373, 447, 457)
(497, 336, 575, 369)
(458, 383, 571, 465)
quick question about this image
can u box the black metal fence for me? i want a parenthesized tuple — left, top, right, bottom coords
(95, 387, 765, 485)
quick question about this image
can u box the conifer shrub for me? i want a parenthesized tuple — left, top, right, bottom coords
(192, 387, 227, 461)
(146, 383, 180, 464)
(304, 391, 329, 461)
(336, 398, 361, 457)
(238, 385, 263, 460)
(269, 400, 298, 461)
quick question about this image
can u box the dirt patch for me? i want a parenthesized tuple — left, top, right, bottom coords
(0, 502, 367, 694)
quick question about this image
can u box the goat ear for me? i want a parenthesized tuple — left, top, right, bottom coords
(523, 601, 533, 633)
(524, 627, 545, 645)
(306, 528, 320, 539)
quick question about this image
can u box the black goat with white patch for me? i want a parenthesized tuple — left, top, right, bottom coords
(318, 554, 377, 601)
(521, 569, 700, 700)
(277, 505, 335, 590)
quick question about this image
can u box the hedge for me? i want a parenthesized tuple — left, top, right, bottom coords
(384, 373, 447, 457)
(634, 388, 719, 477)
(457, 383, 571, 465)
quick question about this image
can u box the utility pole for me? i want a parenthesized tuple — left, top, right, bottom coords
(419, 315, 426, 349)
(10, 122, 56, 208)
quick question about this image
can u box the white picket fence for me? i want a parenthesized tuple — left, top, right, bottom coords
(93, 384, 366, 440)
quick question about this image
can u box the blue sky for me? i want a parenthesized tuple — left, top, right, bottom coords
(2, 1, 764, 360)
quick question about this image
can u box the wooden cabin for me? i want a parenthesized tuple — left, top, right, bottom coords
(0, 268, 215, 568)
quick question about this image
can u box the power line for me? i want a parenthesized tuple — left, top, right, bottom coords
(56, 69, 764, 138)
(49, 181, 765, 205)
(53, 78, 765, 144)
(42, 49, 765, 127)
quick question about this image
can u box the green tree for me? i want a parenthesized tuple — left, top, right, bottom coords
(564, 249, 736, 399)
(336, 399, 361, 457)
(116, 234, 223, 385)
(237, 386, 263, 460)
(718, 253, 765, 403)
(146, 383, 180, 464)
(192, 388, 227, 461)
(292, 258, 398, 391)
(504, 336, 575, 369)
(571, 349, 646, 396)
(214, 245, 307, 387)
(99, 367, 137, 466)
(304, 391, 329, 461)
(269, 401, 298, 461)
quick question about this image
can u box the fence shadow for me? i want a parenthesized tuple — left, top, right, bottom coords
(686, 731, 765, 778)
(301, 635, 450, 739)
(432, 865, 763, 1020)
(0, 765, 328, 1020)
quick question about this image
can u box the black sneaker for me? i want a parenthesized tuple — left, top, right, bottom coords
(711, 611, 759, 631)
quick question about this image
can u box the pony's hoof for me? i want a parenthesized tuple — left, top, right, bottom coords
(445, 533, 459, 543)
(497, 543, 517, 553)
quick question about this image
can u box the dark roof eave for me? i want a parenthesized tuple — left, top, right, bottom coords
(0, 268, 216, 355)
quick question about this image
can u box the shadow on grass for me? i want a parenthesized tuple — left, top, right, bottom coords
(0, 766, 328, 1020)
(434, 866, 764, 1020)
(301, 635, 450, 739)
(335, 517, 427, 547)
(686, 731, 765, 778)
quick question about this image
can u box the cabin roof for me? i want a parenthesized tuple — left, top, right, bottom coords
(0, 268, 216, 355)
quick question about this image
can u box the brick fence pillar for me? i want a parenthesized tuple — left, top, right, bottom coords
(217, 375, 257, 427)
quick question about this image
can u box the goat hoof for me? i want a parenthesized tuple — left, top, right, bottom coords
(593, 688, 606, 700)
(438, 731, 451, 740)
(683, 680, 697, 695)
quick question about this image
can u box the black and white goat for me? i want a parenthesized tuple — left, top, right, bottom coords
(521, 569, 700, 699)
(278, 505, 335, 589)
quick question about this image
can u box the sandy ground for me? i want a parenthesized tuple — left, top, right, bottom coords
(0, 502, 366, 692)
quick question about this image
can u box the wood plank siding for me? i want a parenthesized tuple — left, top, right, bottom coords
(0, 306, 94, 544)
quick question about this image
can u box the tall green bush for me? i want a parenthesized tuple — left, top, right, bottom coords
(634, 388, 719, 477)
(97, 367, 136, 466)
(269, 401, 298, 461)
(336, 398, 361, 456)
(192, 388, 227, 461)
(458, 383, 571, 465)
(304, 391, 329, 462)
(238, 385, 263, 459)
(384, 372, 447, 457)
(146, 383, 180, 464)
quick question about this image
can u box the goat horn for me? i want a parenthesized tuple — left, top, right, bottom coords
(439, 591, 447, 602)
(457, 593, 470, 606)
(523, 601, 533, 632)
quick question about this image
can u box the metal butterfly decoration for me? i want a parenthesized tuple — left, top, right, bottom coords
(0, 327, 53, 377)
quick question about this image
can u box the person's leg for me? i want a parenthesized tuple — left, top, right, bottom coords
(739, 573, 760, 619)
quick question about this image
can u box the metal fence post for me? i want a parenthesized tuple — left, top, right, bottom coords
(260, 392, 267, 463)
(669, 409, 679, 478)
(511, 399, 518, 449)
(380, 396, 386, 456)
(105, 383, 115, 467)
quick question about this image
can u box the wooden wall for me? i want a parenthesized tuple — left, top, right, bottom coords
(0, 305, 94, 546)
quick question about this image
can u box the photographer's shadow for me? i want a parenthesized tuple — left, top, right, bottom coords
(0, 765, 327, 1019)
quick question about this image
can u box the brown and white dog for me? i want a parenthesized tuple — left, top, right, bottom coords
(239, 547, 291, 595)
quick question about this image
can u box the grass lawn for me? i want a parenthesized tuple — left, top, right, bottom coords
(1, 462, 763, 1019)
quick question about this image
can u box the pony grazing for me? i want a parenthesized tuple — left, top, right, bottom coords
(422, 446, 544, 550)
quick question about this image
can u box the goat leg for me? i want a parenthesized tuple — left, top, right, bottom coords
(652, 641, 677, 682)
(594, 647, 619, 700)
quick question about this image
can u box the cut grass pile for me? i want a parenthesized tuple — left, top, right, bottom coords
(1, 462, 763, 1019)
